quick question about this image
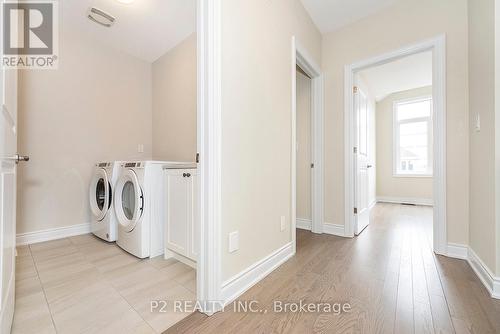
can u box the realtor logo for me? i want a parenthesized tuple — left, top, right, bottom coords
(2, 0, 59, 69)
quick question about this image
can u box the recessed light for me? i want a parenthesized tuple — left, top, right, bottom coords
(116, 0, 134, 4)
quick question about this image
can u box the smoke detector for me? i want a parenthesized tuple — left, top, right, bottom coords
(87, 7, 115, 27)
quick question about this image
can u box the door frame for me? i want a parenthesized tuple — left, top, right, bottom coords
(291, 36, 324, 253)
(344, 35, 447, 255)
(196, 0, 223, 315)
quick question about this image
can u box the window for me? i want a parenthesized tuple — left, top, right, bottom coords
(393, 96, 433, 176)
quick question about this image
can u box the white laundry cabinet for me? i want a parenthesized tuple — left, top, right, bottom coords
(164, 168, 198, 266)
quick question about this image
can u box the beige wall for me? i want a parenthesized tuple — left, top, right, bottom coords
(468, 0, 497, 274)
(152, 34, 197, 162)
(322, 0, 469, 245)
(221, 0, 321, 280)
(376, 86, 433, 200)
(296, 70, 312, 220)
(17, 28, 153, 234)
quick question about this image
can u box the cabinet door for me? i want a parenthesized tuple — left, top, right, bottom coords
(165, 171, 190, 256)
(188, 173, 198, 260)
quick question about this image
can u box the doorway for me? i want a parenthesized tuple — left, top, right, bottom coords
(291, 37, 324, 253)
(344, 36, 447, 254)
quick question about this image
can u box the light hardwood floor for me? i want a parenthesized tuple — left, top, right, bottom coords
(166, 203, 500, 334)
(12, 234, 196, 334)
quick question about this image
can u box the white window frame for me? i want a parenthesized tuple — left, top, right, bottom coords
(393, 95, 433, 177)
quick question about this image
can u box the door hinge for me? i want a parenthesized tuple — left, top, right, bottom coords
(354, 207, 358, 214)
(353, 86, 358, 94)
(196, 153, 200, 163)
(353, 147, 357, 154)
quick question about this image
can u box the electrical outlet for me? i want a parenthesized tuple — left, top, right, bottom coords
(138, 144, 144, 153)
(228, 231, 239, 253)
(280, 216, 286, 232)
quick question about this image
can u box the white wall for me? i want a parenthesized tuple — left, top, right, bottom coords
(376, 86, 433, 201)
(322, 0, 469, 245)
(468, 0, 497, 275)
(296, 70, 312, 220)
(152, 33, 197, 162)
(17, 28, 153, 234)
(221, 0, 322, 280)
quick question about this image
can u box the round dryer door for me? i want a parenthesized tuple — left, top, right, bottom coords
(89, 168, 111, 221)
(114, 169, 143, 232)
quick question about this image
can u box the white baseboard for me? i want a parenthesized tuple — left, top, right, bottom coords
(221, 242, 293, 305)
(295, 219, 345, 237)
(16, 223, 91, 246)
(446, 243, 469, 260)
(323, 223, 345, 237)
(296, 218, 312, 230)
(164, 248, 197, 269)
(377, 196, 433, 206)
(445, 243, 499, 299)
(467, 247, 500, 299)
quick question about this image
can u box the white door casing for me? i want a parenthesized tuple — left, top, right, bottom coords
(354, 85, 370, 235)
(344, 35, 446, 255)
(291, 37, 324, 253)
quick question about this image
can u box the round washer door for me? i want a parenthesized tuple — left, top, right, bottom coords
(89, 168, 111, 221)
(114, 169, 143, 232)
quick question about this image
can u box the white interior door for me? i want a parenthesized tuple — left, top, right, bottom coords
(0, 43, 19, 334)
(354, 84, 370, 235)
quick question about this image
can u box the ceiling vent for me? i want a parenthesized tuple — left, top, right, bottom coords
(87, 7, 115, 27)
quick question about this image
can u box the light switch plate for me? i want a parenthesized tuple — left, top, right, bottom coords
(228, 231, 239, 253)
(280, 216, 286, 232)
(475, 114, 481, 132)
(138, 144, 144, 153)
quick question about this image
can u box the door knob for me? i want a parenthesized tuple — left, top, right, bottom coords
(5, 154, 29, 164)
(367, 164, 373, 168)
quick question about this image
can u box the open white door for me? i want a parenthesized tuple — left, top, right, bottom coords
(354, 83, 370, 235)
(0, 3, 21, 331)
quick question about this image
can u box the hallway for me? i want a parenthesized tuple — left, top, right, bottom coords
(167, 203, 500, 333)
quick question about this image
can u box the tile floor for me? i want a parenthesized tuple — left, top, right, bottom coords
(12, 234, 196, 334)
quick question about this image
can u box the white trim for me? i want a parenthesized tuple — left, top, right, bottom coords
(296, 218, 312, 230)
(295, 219, 345, 237)
(344, 35, 447, 255)
(291, 36, 324, 249)
(221, 242, 294, 305)
(165, 249, 197, 269)
(323, 223, 345, 237)
(196, 0, 223, 315)
(16, 223, 91, 246)
(446, 243, 468, 260)
(444, 244, 500, 299)
(467, 248, 500, 299)
(376, 196, 433, 206)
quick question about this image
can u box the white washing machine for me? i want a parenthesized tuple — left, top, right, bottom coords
(114, 161, 192, 258)
(89, 161, 122, 241)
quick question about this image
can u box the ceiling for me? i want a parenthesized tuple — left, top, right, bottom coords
(62, 0, 196, 63)
(357, 51, 432, 101)
(300, 0, 398, 33)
